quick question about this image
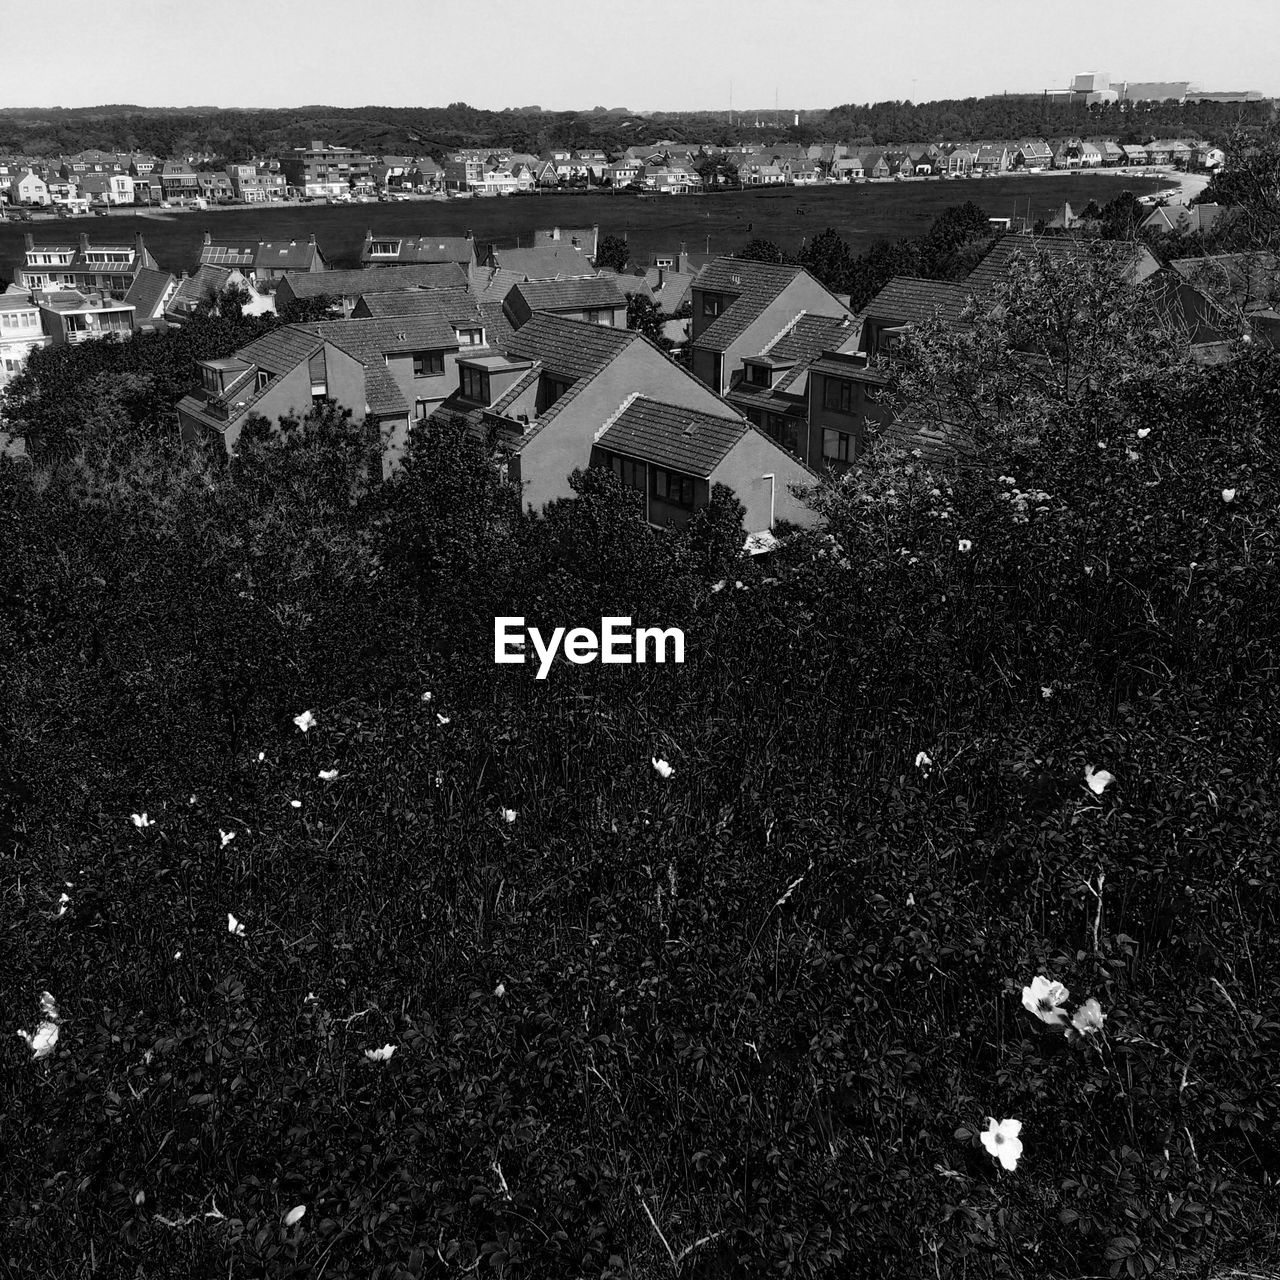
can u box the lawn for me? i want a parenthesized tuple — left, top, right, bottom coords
(0, 174, 1166, 280)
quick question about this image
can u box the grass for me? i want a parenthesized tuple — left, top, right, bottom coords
(0, 174, 1167, 279)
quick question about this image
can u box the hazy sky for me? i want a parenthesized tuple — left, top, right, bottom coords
(5, 0, 1278, 111)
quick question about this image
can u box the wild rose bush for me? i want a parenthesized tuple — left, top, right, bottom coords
(2, 337, 1280, 1279)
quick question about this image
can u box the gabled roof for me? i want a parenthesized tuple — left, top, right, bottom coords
(507, 276, 628, 313)
(964, 235, 1160, 298)
(487, 246, 598, 279)
(282, 262, 467, 298)
(361, 234, 475, 265)
(199, 238, 322, 272)
(166, 264, 234, 316)
(123, 267, 174, 319)
(858, 276, 973, 328)
(237, 326, 328, 374)
(595, 394, 750, 478)
(754, 312, 858, 394)
(352, 287, 487, 344)
(690, 257, 807, 353)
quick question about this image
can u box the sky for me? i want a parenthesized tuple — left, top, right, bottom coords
(4, 0, 1278, 112)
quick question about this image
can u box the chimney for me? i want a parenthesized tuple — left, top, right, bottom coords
(365, 229, 372, 241)
(135, 233, 145, 255)
(676, 250, 687, 274)
(309, 234, 316, 246)
(203, 231, 211, 246)
(79, 233, 90, 253)
(24, 232, 34, 251)
(657, 265, 665, 291)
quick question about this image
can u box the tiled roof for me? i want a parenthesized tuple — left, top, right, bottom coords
(362, 364, 409, 416)
(489, 363, 542, 414)
(690, 257, 806, 353)
(301, 316, 462, 358)
(200, 239, 322, 272)
(473, 266, 528, 304)
(123, 267, 173, 319)
(806, 355, 891, 384)
(237, 326, 326, 374)
(1168, 252, 1280, 312)
(595, 394, 749, 477)
(361, 235, 474, 265)
(858, 277, 973, 327)
(487, 246, 598, 279)
(872, 417, 976, 467)
(355, 285, 484, 329)
(166, 264, 233, 315)
(283, 263, 467, 298)
(964, 236, 1158, 298)
(507, 276, 627, 313)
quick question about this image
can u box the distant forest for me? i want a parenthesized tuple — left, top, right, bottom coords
(0, 97, 1272, 161)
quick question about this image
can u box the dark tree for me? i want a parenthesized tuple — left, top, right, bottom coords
(595, 234, 630, 273)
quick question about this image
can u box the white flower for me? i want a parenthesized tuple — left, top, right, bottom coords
(1041, 686, 1053, 699)
(1084, 765, 1115, 795)
(1022, 975, 1070, 1025)
(17, 1022, 59, 1060)
(500, 808, 517, 824)
(1126, 449, 1140, 463)
(40, 991, 60, 1022)
(1071, 998, 1106, 1036)
(1096, 441, 1106, 449)
(957, 539, 972, 553)
(1136, 428, 1151, 439)
(290, 799, 302, 809)
(55, 893, 70, 918)
(436, 714, 450, 726)
(130, 812, 152, 829)
(219, 829, 235, 848)
(734, 580, 744, 590)
(710, 580, 725, 593)
(318, 769, 338, 781)
(906, 892, 915, 906)
(1222, 488, 1236, 504)
(494, 982, 506, 998)
(980, 1117, 1023, 1171)
(914, 751, 932, 770)
(293, 710, 316, 733)
(188, 794, 197, 805)
(283, 1205, 307, 1227)
(421, 691, 433, 702)
(364, 1043, 397, 1062)
(652, 757, 674, 779)
(227, 913, 246, 937)
(258, 751, 266, 762)
(173, 950, 182, 960)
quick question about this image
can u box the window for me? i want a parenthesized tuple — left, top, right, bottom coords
(415, 399, 430, 420)
(746, 362, 771, 387)
(652, 466, 697, 508)
(542, 375, 572, 408)
(701, 293, 723, 318)
(765, 415, 801, 457)
(368, 240, 401, 257)
(460, 366, 490, 403)
(455, 327, 484, 347)
(583, 309, 613, 326)
(605, 452, 645, 491)
(412, 349, 444, 377)
(822, 429, 854, 464)
(256, 371, 270, 392)
(655, 257, 674, 268)
(823, 377, 854, 414)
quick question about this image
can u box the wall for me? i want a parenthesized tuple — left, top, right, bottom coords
(709, 427, 821, 531)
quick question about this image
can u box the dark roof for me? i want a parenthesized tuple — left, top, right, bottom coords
(487, 245, 598, 279)
(1168, 252, 1280, 313)
(166, 264, 233, 316)
(354, 286, 485, 332)
(361, 234, 474, 265)
(508, 276, 627, 313)
(728, 312, 858, 405)
(859, 276, 973, 328)
(301, 315, 461, 358)
(807, 355, 891, 384)
(690, 257, 806, 353)
(964, 235, 1158, 299)
(282, 263, 467, 298)
(596, 394, 749, 477)
(123, 267, 173, 318)
(237, 326, 327, 374)
(872, 418, 976, 467)
(199, 238, 322, 272)
(504, 311, 636, 382)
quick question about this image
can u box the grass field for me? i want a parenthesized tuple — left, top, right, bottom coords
(0, 173, 1167, 280)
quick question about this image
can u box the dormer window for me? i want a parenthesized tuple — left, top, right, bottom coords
(455, 327, 484, 347)
(460, 366, 490, 403)
(701, 293, 723, 318)
(745, 361, 771, 387)
(368, 240, 401, 257)
(256, 371, 271, 392)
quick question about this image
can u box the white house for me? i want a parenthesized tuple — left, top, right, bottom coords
(10, 169, 50, 206)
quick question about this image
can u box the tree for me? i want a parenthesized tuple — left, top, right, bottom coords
(277, 293, 338, 324)
(595, 234, 630, 273)
(735, 239, 790, 264)
(625, 292, 672, 349)
(1097, 190, 1146, 240)
(798, 228, 855, 293)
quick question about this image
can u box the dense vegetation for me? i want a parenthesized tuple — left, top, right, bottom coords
(0, 96, 1269, 164)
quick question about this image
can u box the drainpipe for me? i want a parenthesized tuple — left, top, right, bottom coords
(762, 473, 775, 529)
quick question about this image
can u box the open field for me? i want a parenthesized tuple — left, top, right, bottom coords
(0, 172, 1168, 280)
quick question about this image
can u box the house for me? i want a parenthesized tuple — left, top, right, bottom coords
(76, 174, 114, 206)
(943, 146, 976, 176)
(974, 144, 1011, 173)
(1196, 145, 1226, 171)
(198, 172, 236, 203)
(502, 276, 629, 329)
(15, 232, 161, 295)
(409, 158, 444, 192)
(740, 161, 787, 187)
(484, 245, 598, 280)
(832, 155, 864, 181)
(1016, 139, 1054, 170)
(281, 141, 377, 198)
(160, 160, 200, 202)
(109, 173, 136, 204)
(198, 232, 326, 282)
(360, 231, 475, 269)
(853, 276, 973, 359)
(724, 311, 859, 462)
(606, 162, 641, 187)
(884, 152, 915, 178)
(0, 291, 50, 394)
(226, 164, 287, 202)
(688, 257, 858, 397)
(10, 169, 49, 206)
(531, 225, 599, 259)
(964, 235, 1162, 298)
(428, 312, 819, 534)
(476, 166, 520, 196)
(786, 159, 823, 185)
(1168, 252, 1280, 347)
(1140, 203, 1236, 237)
(1078, 141, 1103, 168)
(276, 263, 468, 320)
(859, 150, 891, 179)
(164, 264, 260, 324)
(1091, 140, 1125, 166)
(1122, 144, 1149, 166)
(176, 327, 396, 469)
(1142, 141, 1172, 166)
(123, 267, 178, 328)
(1047, 202, 1078, 230)
(36, 290, 136, 345)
